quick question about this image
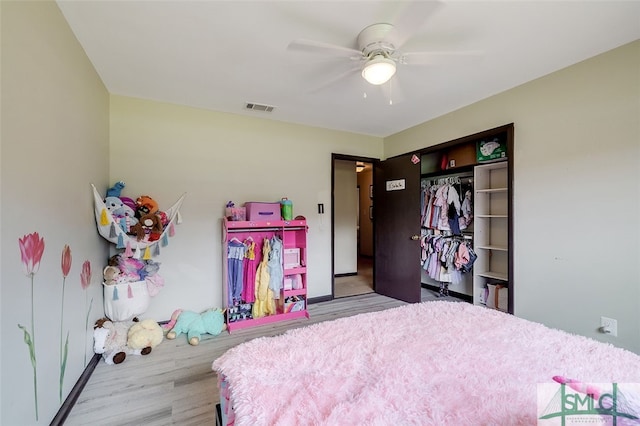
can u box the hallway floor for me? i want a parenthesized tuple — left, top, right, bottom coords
(334, 256, 374, 298)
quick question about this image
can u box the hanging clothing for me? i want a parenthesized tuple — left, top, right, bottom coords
(434, 184, 450, 230)
(454, 242, 470, 270)
(268, 235, 284, 300)
(460, 190, 473, 229)
(448, 203, 461, 235)
(422, 234, 475, 283)
(252, 238, 275, 318)
(227, 240, 246, 306)
(242, 238, 256, 303)
(459, 245, 478, 273)
(421, 180, 472, 233)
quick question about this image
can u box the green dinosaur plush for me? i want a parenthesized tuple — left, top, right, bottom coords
(165, 308, 226, 345)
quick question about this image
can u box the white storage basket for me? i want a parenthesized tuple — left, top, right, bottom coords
(103, 281, 150, 321)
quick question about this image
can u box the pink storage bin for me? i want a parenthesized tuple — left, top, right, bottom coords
(244, 202, 281, 221)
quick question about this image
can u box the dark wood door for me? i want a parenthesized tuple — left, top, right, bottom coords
(373, 153, 422, 303)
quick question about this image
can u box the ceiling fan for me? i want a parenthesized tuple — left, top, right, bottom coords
(288, 2, 482, 90)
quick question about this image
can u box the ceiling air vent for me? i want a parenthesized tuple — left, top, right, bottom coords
(245, 102, 275, 113)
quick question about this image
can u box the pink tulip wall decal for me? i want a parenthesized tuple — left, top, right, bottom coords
(59, 245, 72, 403)
(17, 232, 45, 421)
(61, 245, 71, 278)
(80, 260, 93, 365)
(80, 260, 91, 290)
(19, 232, 45, 276)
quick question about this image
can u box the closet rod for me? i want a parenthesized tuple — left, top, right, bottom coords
(431, 234, 473, 240)
(426, 177, 472, 186)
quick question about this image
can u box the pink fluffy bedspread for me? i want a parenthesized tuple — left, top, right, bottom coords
(212, 301, 640, 425)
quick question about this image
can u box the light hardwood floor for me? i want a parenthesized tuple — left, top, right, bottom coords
(63, 290, 461, 425)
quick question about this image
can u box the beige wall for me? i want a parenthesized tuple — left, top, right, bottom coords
(109, 96, 383, 318)
(1, 1, 109, 424)
(385, 40, 640, 353)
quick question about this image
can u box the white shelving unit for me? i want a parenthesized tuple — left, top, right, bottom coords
(473, 161, 510, 311)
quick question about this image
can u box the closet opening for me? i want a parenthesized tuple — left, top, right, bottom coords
(373, 123, 513, 310)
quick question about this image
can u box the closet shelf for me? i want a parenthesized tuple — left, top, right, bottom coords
(476, 271, 508, 281)
(476, 244, 508, 251)
(420, 165, 475, 179)
(475, 187, 507, 193)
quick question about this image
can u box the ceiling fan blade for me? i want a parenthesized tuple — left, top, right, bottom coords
(385, 1, 443, 49)
(308, 65, 361, 94)
(288, 39, 362, 59)
(400, 50, 484, 65)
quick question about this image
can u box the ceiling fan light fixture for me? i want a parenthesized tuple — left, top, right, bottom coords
(362, 54, 396, 85)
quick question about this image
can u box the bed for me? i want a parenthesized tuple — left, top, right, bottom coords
(212, 301, 640, 425)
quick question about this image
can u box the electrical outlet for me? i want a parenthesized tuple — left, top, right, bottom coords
(600, 316, 618, 337)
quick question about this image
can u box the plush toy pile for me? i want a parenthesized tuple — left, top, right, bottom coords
(104, 253, 164, 294)
(104, 181, 170, 242)
(101, 181, 168, 298)
(97, 181, 187, 323)
(93, 317, 163, 365)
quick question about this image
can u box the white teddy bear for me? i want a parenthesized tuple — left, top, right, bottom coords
(93, 318, 146, 365)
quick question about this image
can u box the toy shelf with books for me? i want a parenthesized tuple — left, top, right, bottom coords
(222, 218, 309, 332)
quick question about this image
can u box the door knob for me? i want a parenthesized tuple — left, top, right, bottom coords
(411, 235, 420, 241)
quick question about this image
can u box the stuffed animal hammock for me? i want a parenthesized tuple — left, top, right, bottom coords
(91, 184, 186, 258)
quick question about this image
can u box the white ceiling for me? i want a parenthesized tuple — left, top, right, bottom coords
(56, 1, 640, 138)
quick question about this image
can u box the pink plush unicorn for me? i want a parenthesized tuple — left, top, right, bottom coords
(163, 309, 182, 332)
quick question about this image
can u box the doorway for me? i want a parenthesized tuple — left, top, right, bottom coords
(332, 154, 376, 298)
